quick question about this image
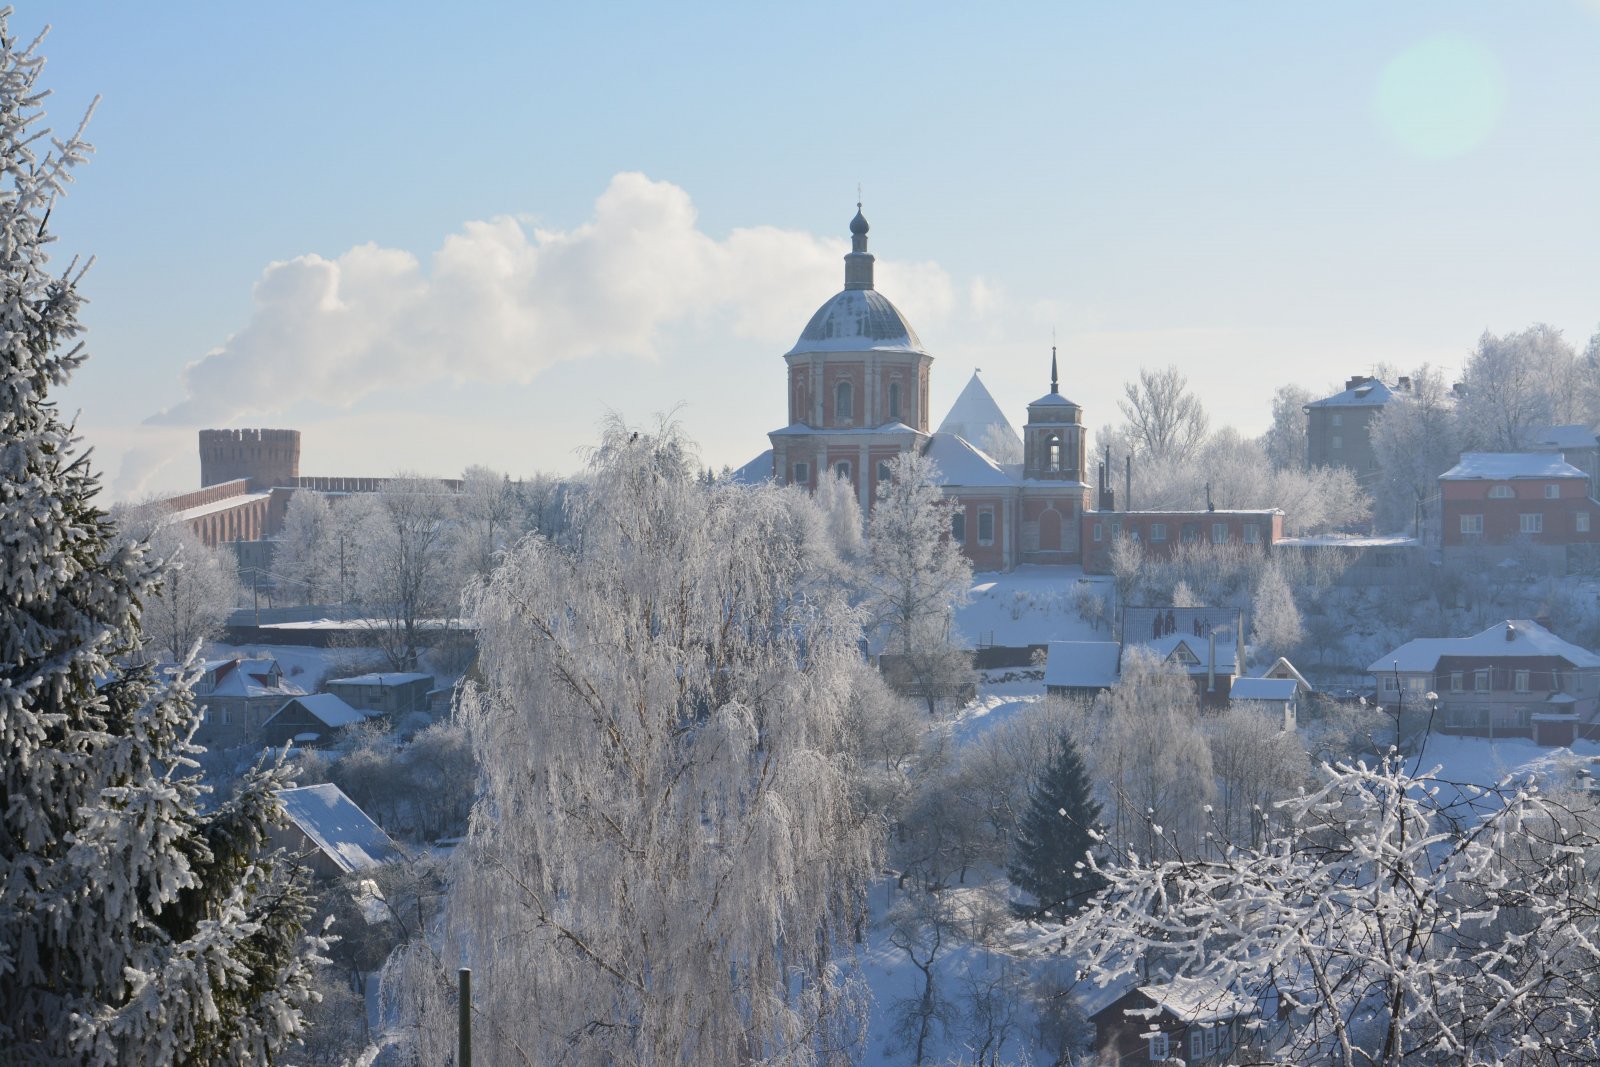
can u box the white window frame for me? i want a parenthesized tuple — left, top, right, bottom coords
(1148, 1032, 1170, 1059)
(1578, 512, 1591, 533)
(1150, 522, 1167, 542)
(1450, 671, 1463, 692)
(1476, 669, 1491, 692)
(792, 461, 809, 484)
(1461, 514, 1484, 535)
(1383, 675, 1399, 692)
(977, 507, 995, 546)
(1545, 483, 1561, 499)
(1243, 522, 1261, 544)
(1093, 522, 1103, 543)
(1515, 669, 1531, 692)
(1521, 513, 1543, 534)
(1212, 522, 1228, 544)
(1331, 412, 1343, 427)
(1331, 434, 1343, 450)
(1489, 484, 1514, 499)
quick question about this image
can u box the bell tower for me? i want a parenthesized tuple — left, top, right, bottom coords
(1022, 347, 1086, 482)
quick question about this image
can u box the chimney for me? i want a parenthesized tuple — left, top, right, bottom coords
(1207, 630, 1216, 694)
(1346, 375, 1371, 391)
(1506, 622, 1516, 642)
(1397, 376, 1411, 392)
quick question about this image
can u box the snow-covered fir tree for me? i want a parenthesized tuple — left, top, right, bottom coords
(1007, 732, 1106, 919)
(387, 417, 879, 1066)
(0, 20, 319, 1064)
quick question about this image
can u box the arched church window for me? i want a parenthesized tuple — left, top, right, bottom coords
(1047, 434, 1061, 473)
(888, 381, 902, 421)
(835, 380, 853, 421)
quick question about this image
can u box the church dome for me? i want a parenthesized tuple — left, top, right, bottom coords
(786, 289, 926, 356)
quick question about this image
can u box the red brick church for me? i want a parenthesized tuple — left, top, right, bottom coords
(742, 207, 1279, 571)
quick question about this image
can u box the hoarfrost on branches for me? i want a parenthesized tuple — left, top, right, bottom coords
(1060, 755, 1600, 1066)
(388, 416, 879, 1066)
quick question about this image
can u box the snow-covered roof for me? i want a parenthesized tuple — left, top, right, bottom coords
(729, 450, 774, 485)
(277, 783, 402, 874)
(327, 672, 433, 687)
(1276, 533, 1419, 548)
(937, 372, 1020, 447)
(784, 289, 926, 357)
(1028, 390, 1078, 409)
(1136, 633, 1239, 674)
(1533, 424, 1598, 451)
(924, 433, 1016, 488)
(1305, 379, 1399, 409)
(1137, 976, 1252, 1025)
(768, 422, 924, 437)
(1440, 453, 1587, 481)
(1043, 641, 1122, 690)
(1229, 677, 1299, 702)
(263, 692, 372, 730)
(172, 490, 272, 522)
(1370, 620, 1600, 673)
(202, 658, 305, 700)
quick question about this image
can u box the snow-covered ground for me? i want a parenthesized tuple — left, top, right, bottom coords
(956, 566, 1113, 648)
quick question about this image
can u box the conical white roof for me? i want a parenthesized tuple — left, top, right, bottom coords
(938, 371, 1019, 447)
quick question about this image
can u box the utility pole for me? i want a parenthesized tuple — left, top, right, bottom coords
(339, 534, 346, 622)
(458, 968, 472, 1067)
(252, 568, 259, 627)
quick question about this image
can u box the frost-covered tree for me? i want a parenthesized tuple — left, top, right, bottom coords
(1369, 365, 1464, 533)
(349, 474, 453, 668)
(0, 21, 318, 1062)
(1007, 732, 1106, 918)
(1117, 365, 1210, 463)
(272, 489, 341, 606)
(864, 449, 974, 713)
(813, 466, 864, 563)
(1250, 562, 1303, 659)
(449, 464, 521, 583)
(1094, 649, 1214, 860)
(111, 502, 242, 661)
(1261, 383, 1313, 471)
(1460, 324, 1578, 451)
(388, 417, 878, 1066)
(1205, 704, 1309, 846)
(1061, 757, 1600, 1066)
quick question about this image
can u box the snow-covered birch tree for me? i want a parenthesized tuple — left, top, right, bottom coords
(1061, 757, 1600, 1066)
(388, 417, 879, 1066)
(349, 474, 453, 669)
(111, 501, 242, 661)
(862, 450, 973, 713)
(0, 20, 319, 1062)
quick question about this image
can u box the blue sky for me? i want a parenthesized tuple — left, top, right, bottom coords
(29, 2, 1600, 498)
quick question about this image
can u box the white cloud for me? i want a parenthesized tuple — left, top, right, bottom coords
(151, 173, 957, 426)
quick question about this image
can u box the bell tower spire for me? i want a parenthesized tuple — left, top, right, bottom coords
(1050, 344, 1059, 395)
(844, 203, 874, 290)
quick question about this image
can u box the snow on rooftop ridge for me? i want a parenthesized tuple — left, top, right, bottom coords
(937, 371, 1020, 447)
(1440, 453, 1587, 480)
(729, 449, 775, 485)
(1228, 677, 1299, 701)
(1042, 640, 1122, 689)
(924, 433, 1016, 488)
(1534, 424, 1599, 450)
(327, 671, 432, 686)
(1305, 379, 1399, 408)
(1370, 619, 1600, 673)
(277, 783, 402, 874)
(264, 693, 371, 730)
(1137, 976, 1252, 1024)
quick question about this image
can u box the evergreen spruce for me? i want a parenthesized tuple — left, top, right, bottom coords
(1007, 733, 1106, 919)
(0, 17, 320, 1064)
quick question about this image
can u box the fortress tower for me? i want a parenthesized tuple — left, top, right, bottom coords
(198, 428, 301, 490)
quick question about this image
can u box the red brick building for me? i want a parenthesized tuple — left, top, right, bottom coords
(1081, 509, 1284, 574)
(749, 207, 1267, 571)
(1438, 452, 1600, 571)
